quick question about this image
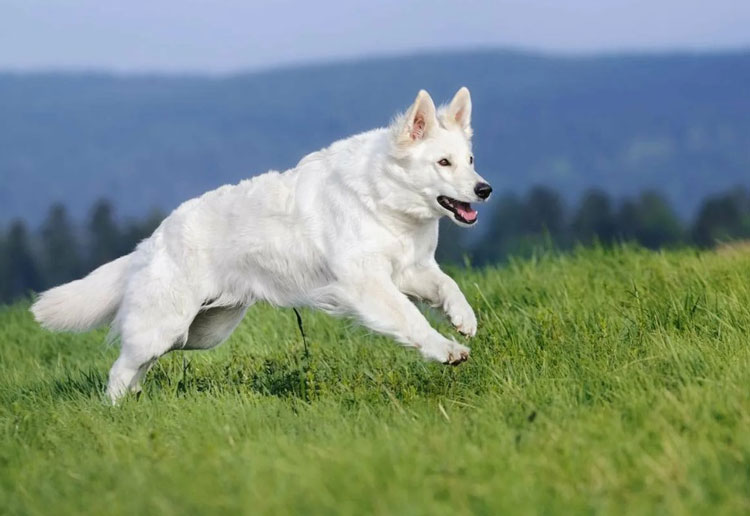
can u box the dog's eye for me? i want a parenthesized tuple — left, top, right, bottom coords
(469, 156, 474, 165)
(438, 158, 451, 167)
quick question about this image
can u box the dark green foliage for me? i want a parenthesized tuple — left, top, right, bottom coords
(692, 187, 750, 247)
(615, 191, 684, 249)
(473, 193, 526, 263)
(40, 203, 83, 285)
(88, 199, 122, 269)
(571, 189, 616, 245)
(435, 220, 469, 265)
(0, 220, 41, 300)
(120, 209, 165, 255)
(0, 202, 165, 303)
(466, 187, 686, 265)
(521, 186, 565, 235)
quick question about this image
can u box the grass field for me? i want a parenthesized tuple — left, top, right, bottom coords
(1, 246, 749, 514)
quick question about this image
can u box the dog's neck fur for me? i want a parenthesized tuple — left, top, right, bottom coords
(326, 127, 438, 233)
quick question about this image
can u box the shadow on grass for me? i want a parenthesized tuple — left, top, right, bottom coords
(14, 354, 310, 404)
(171, 351, 477, 403)
(143, 352, 315, 401)
(29, 346, 475, 404)
(249, 357, 311, 399)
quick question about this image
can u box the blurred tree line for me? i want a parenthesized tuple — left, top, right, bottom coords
(437, 186, 750, 265)
(0, 201, 163, 304)
(1, 187, 750, 304)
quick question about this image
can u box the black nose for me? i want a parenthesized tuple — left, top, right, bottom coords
(474, 182, 492, 200)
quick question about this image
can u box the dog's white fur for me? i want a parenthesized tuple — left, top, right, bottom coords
(31, 87, 491, 402)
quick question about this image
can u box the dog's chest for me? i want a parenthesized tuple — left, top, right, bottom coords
(384, 224, 438, 274)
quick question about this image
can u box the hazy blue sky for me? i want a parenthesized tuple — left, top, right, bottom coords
(2, 0, 749, 73)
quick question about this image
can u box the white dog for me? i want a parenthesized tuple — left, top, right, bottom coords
(31, 87, 492, 402)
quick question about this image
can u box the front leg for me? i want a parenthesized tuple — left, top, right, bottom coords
(397, 263, 478, 337)
(334, 274, 470, 365)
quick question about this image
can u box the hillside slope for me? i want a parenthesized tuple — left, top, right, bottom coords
(1, 50, 750, 223)
(1, 246, 749, 513)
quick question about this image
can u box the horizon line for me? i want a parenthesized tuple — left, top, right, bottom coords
(1, 44, 749, 79)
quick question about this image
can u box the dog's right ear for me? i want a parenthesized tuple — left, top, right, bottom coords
(398, 90, 438, 144)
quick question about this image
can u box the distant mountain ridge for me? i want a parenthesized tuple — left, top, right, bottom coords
(1, 49, 749, 224)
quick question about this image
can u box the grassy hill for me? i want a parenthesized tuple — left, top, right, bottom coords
(1, 246, 749, 513)
(2, 50, 750, 224)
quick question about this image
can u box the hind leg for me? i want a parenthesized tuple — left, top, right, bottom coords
(131, 357, 157, 394)
(106, 304, 249, 403)
(107, 332, 182, 404)
(107, 306, 197, 404)
(107, 353, 154, 403)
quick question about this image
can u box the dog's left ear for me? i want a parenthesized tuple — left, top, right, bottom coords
(442, 86, 473, 139)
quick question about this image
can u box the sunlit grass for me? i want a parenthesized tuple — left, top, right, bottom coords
(1, 245, 749, 514)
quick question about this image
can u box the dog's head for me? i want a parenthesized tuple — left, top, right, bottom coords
(388, 87, 492, 227)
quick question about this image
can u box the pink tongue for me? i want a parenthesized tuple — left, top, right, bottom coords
(456, 204, 477, 222)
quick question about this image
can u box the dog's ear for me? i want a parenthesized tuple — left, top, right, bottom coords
(443, 86, 472, 139)
(400, 90, 438, 143)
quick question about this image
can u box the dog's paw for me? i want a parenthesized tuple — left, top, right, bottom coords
(445, 297, 478, 337)
(421, 338, 470, 365)
(443, 343, 470, 366)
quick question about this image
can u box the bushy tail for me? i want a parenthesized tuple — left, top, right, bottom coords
(31, 254, 132, 332)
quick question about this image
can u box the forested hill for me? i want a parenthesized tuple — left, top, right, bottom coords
(1, 50, 749, 224)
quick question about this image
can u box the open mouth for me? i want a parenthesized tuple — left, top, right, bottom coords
(437, 195, 478, 225)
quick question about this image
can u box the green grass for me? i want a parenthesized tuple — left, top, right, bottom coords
(1, 246, 749, 515)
